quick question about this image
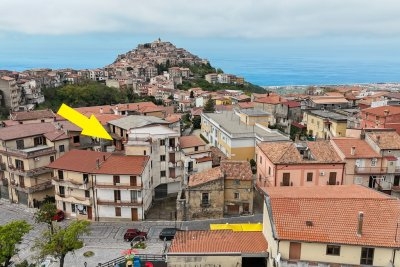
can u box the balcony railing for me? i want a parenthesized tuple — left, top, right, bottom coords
(52, 177, 91, 190)
(1, 146, 56, 158)
(27, 180, 53, 193)
(96, 199, 142, 206)
(95, 183, 142, 190)
(354, 166, 387, 174)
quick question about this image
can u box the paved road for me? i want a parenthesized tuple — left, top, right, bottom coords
(0, 199, 263, 267)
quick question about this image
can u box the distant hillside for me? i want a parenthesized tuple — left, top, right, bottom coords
(110, 39, 265, 94)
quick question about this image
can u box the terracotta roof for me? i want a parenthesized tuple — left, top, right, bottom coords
(179, 135, 206, 148)
(1, 76, 15, 81)
(310, 96, 349, 104)
(283, 100, 301, 108)
(0, 122, 57, 141)
(169, 230, 268, 254)
(75, 105, 114, 116)
(220, 160, 253, 180)
(366, 131, 400, 150)
(48, 149, 149, 175)
(188, 167, 223, 187)
(237, 102, 255, 109)
(331, 138, 381, 158)
(94, 114, 123, 125)
(291, 121, 306, 129)
(190, 107, 203, 116)
(43, 130, 69, 141)
(196, 156, 212, 163)
(165, 114, 182, 123)
(362, 105, 400, 117)
(262, 185, 400, 248)
(258, 141, 342, 164)
(210, 146, 228, 166)
(10, 109, 56, 121)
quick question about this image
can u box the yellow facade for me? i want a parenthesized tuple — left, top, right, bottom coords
(231, 147, 254, 161)
(306, 113, 347, 139)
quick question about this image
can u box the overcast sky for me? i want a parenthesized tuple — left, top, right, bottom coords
(1, 0, 400, 39)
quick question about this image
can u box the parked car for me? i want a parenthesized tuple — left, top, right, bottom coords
(159, 228, 179, 241)
(52, 210, 65, 222)
(124, 228, 148, 242)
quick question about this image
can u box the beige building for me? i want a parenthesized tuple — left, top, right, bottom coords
(0, 76, 21, 110)
(0, 123, 69, 207)
(201, 110, 289, 161)
(260, 185, 400, 267)
(167, 230, 268, 267)
(49, 150, 151, 221)
(179, 160, 254, 220)
(304, 109, 348, 140)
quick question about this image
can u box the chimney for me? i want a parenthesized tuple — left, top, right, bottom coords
(100, 107, 103, 114)
(103, 155, 106, 161)
(357, 211, 364, 236)
(96, 159, 100, 169)
(384, 109, 389, 116)
(351, 146, 356, 156)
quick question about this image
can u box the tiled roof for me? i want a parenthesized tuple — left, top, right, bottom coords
(258, 141, 342, 164)
(331, 138, 381, 158)
(165, 114, 182, 123)
(283, 100, 301, 108)
(10, 109, 56, 121)
(43, 130, 69, 141)
(237, 102, 255, 109)
(179, 135, 206, 148)
(94, 114, 123, 125)
(210, 146, 228, 166)
(311, 97, 349, 104)
(188, 167, 223, 187)
(220, 160, 253, 180)
(0, 123, 57, 141)
(362, 105, 400, 117)
(254, 95, 287, 104)
(168, 230, 268, 254)
(262, 185, 400, 248)
(366, 131, 400, 150)
(48, 149, 149, 175)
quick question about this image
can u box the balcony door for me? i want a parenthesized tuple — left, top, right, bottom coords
(130, 176, 137, 186)
(328, 172, 337, 185)
(282, 173, 290, 186)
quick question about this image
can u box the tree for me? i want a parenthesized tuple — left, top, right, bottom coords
(34, 202, 57, 234)
(33, 220, 90, 267)
(0, 220, 32, 267)
(203, 97, 215, 113)
(192, 116, 201, 129)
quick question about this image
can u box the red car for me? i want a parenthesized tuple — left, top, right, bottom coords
(52, 210, 65, 222)
(124, 228, 147, 242)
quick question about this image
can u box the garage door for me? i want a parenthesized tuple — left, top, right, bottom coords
(227, 204, 240, 215)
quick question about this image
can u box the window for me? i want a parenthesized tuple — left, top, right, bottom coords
(16, 139, 24, 149)
(113, 175, 120, 185)
(85, 190, 90, 198)
(160, 155, 166, 161)
(259, 156, 262, 164)
(50, 156, 55, 163)
(83, 174, 89, 184)
(201, 192, 209, 205)
(34, 136, 46, 146)
(15, 159, 24, 170)
(59, 145, 65, 152)
(326, 245, 340, 256)
(268, 166, 271, 175)
(360, 247, 374, 265)
(115, 207, 121, 217)
(160, 139, 165, 146)
(234, 192, 240, 199)
(194, 146, 198, 151)
(307, 172, 313, 182)
(71, 203, 75, 212)
(58, 170, 64, 180)
(234, 179, 240, 185)
(160, 171, 166, 177)
(59, 186, 65, 197)
(114, 190, 121, 201)
(73, 136, 80, 143)
(371, 158, 377, 167)
(144, 150, 146, 155)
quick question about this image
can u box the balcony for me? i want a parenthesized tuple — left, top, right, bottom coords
(96, 199, 142, 206)
(95, 182, 141, 190)
(55, 193, 92, 206)
(27, 180, 53, 193)
(354, 166, 387, 174)
(52, 177, 91, 190)
(1, 146, 56, 159)
(27, 167, 53, 177)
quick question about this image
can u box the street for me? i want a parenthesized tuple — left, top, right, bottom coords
(0, 199, 262, 267)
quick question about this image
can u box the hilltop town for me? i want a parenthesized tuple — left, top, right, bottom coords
(1, 40, 400, 266)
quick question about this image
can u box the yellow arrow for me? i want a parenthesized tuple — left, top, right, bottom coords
(57, 103, 112, 140)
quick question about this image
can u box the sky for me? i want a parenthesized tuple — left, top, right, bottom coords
(1, 0, 400, 85)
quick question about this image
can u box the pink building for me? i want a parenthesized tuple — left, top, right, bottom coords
(360, 106, 400, 134)
(256, 140, 345, 188)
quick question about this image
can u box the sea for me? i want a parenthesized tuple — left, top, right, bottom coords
(1, 35, 400, 87)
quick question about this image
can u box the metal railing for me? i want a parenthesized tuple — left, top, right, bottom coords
(98, 254, 166, 267)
